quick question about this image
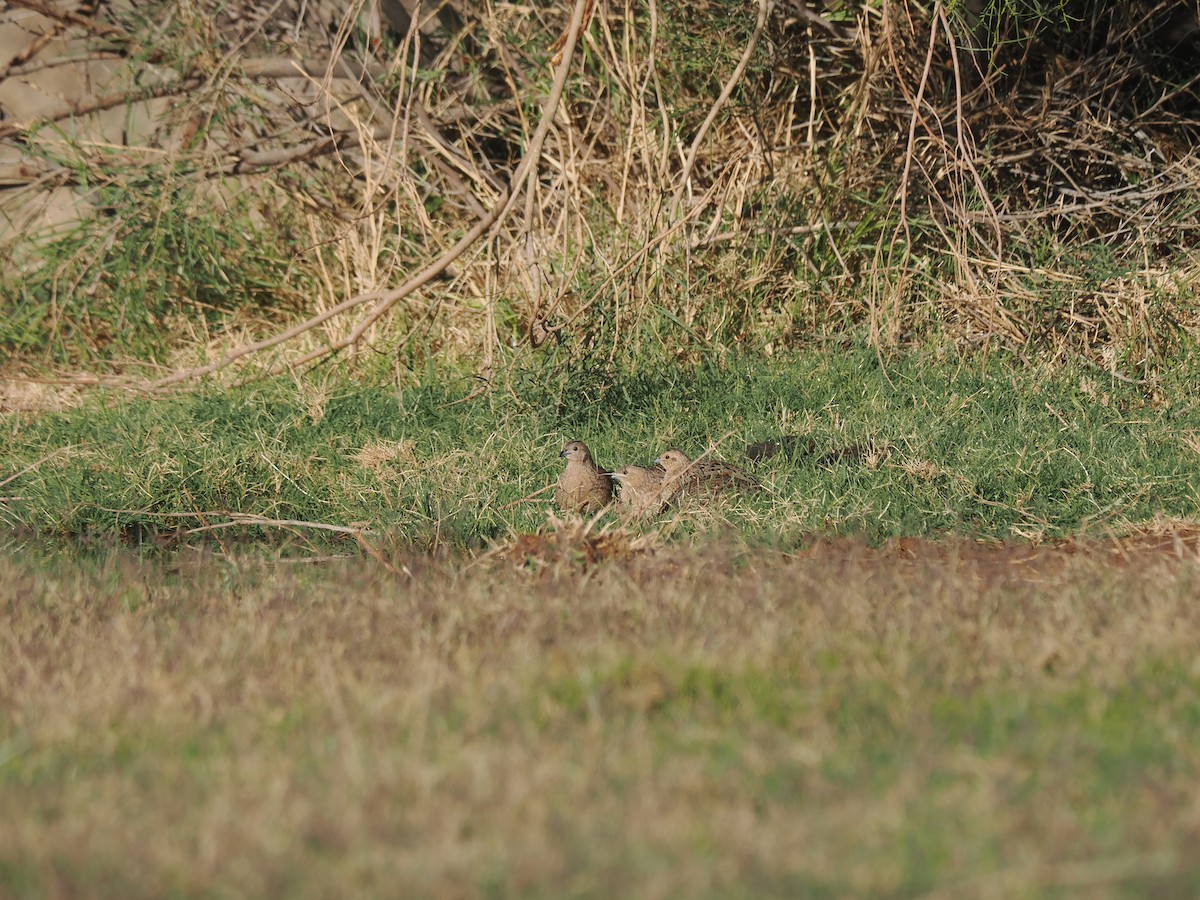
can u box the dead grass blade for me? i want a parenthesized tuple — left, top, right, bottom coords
(0, 445, 81, 491)
(142, 0, 594, 390)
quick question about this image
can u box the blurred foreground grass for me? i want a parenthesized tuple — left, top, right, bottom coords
(3, 535, 1200, 897)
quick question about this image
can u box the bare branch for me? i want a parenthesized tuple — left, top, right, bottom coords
(0, 445, 82, 490)
(0, 77, 203, 141)
(146, 0, 596, 389)
(668, 0, 771, 220)
(5, 0, 130, 39)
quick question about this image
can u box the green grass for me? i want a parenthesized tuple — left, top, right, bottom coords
(3, 348, 1198, 547)
(0, 166, 302, 366)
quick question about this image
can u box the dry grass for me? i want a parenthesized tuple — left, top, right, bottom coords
(480, 512, 662, 572)
(4, 532, 1200, 896)
(3, 1, 1199, 382)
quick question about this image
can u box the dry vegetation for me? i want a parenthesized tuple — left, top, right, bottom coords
(1, 0, 1198, 383)
(4, 532, 1200, 895)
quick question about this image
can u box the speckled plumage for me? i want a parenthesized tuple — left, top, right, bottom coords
(655, 448, 760, 501)
(612, 464, 668, 517)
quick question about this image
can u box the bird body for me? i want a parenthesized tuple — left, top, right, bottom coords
(556, 440, 613, 513)
(611, 464, 668, 517)
(655, 448, 760, 501)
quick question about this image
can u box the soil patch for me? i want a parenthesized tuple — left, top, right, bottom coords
(792, 526, 1200, 591)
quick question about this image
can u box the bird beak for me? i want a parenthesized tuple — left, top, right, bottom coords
(560, 450, 568, 458)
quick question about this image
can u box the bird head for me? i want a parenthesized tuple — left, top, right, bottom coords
(655, 449, 690, 474)
(560, 440, 592, 462)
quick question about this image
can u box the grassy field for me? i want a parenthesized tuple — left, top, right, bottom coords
(4, 349, 1200, 549)
(4, 350, 1200, 896)
(3, 532, 1200, 897)
(4, 1, 1200, 894)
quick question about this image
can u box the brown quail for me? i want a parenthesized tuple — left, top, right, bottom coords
(556, 440, 613, 513)
(611, 464, 668, 518)
(655, 448, 760, 501)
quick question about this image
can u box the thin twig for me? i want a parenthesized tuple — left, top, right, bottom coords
(668, 0, 771, 220)
(0, 78, 204, 141)
(174, 510, 408, 574)
(0, 51, 123, 80)
(498, 483, 556, 511)
(691, 220, 863, 250)
(181, 515, 371, 536)
(145, 0, 594, 390)
(5, 0, 130, 38)
(0, 446, 81, 490)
